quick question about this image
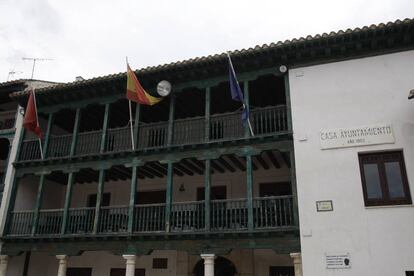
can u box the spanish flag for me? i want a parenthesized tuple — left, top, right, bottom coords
(126, 63, 162, 105)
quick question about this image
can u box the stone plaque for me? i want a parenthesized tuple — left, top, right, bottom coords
(326, 253, 351, 269)
(316, 200, 333, 212)
(320, 124, 394, 150)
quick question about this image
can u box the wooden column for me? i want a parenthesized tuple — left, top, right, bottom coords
(61, 172, 75, 234)
(3, 176, 20, 235)
(43, 112, 55, 158)
(167, 96, 175, 146)
(283, 74, 292, 131)
(100, 103, 111, 153)
(290, 150, 299, 226)
(165, 161, 174, 232)
(31, 173, 47, 235)
(123, 255, 137, 276)
(93, 169, 106, 234)
(204, 87, 211, 142)
(246, 155, 254, 231)
(133, 104, 141, 149)
(243, 80, 250, 138)
(204, 159, 211, 230)
(56, 255, 68, 276)
(128, 166, 138, 233)
(69, 108, 81, 156)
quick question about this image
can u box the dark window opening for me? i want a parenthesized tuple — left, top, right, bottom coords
(406, 272, 414, 276)
(210, 82, 244, 115)
(110, 268, 145, 276)
(53, 108, 76, 134)
(66, 268, 92, 276)
(87, 193, 111, 207)
(152, 258, 168, 269)
(140, 98, 170, 124)
(359, 151, 411, 206)
(249, 75, 285, 108)
(79, 104, 105, 132)
(108, 99, 131, 128)
(269, 266, 294, 276)
(259, 182, 292, 197)
(197, 186, 227, 201)
(0, 138, 10, 160)
(175, 87, 205, 119)
(136, 190, 166, 205)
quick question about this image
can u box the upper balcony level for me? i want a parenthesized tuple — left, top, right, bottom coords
(0, 110, 16, 132)
(16, 74, 291, 166)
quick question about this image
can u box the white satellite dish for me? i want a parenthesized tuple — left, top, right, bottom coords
(157, 80, 172, 97)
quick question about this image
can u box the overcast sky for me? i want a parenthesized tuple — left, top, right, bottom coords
(0, 0, 413, 83)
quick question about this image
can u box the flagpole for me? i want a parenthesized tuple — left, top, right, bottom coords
(227, 52, 254, 137)
(32, 88, 44, 159)
(126, 56, 135, 150)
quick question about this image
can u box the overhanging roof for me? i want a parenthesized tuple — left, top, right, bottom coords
(10, 18, 414, 107)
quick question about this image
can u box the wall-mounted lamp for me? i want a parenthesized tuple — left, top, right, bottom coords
(179, 183, 185, 192)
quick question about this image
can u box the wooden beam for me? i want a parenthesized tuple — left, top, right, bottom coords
(31, 174, 47, 235)
(181, 159, 203, 175)
(227, 155, 246, 171)
(255, 155, 269, 170)
(189, 158, 205, 172)
(92, 169, 105, 234)
(100, 103, 110, 153)
(246, 155, 254, 231)
(128, 166, 138, 233)
(141, 165, 164, 178)
(217, 157, 236, 172)
(43, 112, 55, 158)
(165, 162, 174, 232)
(70, 108, 81, 156)
(210, 160, 225, 173)
(167, 97, 175, 146)
(175, 163, 194, 176)
(61, 172, 75, 234)
(267, 151, 281, 169)
(204, 159, 211, 231)
(137, 168, 155, 179)
(281, 152, 291, 168)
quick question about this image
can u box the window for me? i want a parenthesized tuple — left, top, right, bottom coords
(197, 186, 227, 201)
(87, 193, 111, 207)
(406, 272, 414, 276)
(152, 258, 168, 269)
(359, 151, 411, 206)
(67, 268, 92, 276)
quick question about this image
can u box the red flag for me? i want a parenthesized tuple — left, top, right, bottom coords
(23, 89, 42, 138)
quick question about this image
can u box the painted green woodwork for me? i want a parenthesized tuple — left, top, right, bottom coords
(15, 140, 293, 177)
(133, 104, 140, 149)
(204, 159, 211, 230)
(100, 103, 110, 153)
(31, 174, 47, 235)
(1, 232, 300, 256)
(128, 166, 138, 233)
(165, 162, 173, 232)
(283, 74, 292, 131)
(93, 169, 106, 234)
(246, 155, 254, 231)
(204, 87, 210, 141)
(42, 112, 55, 158)
(70, 108, 81, 156)
(243, 80, 250, 138)
(167, 96, 175, 146)
(3, 176, 20, 236)
(61, 172, 75, 234)
(290, 150, 299, 226)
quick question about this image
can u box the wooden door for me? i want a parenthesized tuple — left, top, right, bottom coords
(110, 268, 145, 276)
(269, 266, 294, 276)
(66, 268, 92, 276)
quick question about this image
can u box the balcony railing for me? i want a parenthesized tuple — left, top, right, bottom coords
(18, 105, 288, 162)
(7, 196, 295, 237)
(0, 110, 16, 131)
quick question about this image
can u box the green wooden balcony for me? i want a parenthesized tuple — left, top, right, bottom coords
(18, 105, 288, 161)
(0, 110, 16, 131)
(7, 195, 295, 237)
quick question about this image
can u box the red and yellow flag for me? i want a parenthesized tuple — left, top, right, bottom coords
(126, 64, 162, 105)
(23, 89, 42, 138)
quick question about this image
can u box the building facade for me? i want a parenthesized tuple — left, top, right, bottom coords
(0, 18, 413, 276)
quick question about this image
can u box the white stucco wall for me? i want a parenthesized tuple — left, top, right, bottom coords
(289, 50, 414, 275)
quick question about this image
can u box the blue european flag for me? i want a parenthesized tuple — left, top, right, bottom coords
(228, 54, 249, 126)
